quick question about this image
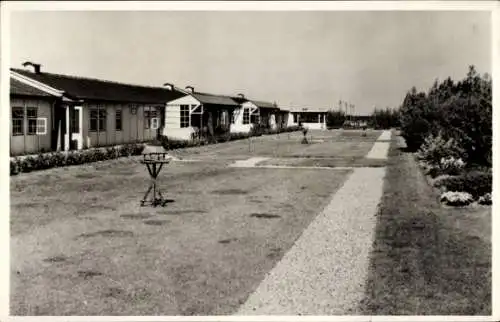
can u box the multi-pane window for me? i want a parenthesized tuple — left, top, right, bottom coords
(180, 105, 190, 128)
(89, 107, 106, 131)
(144, 106, 159, 129)
(12, 106, 46, 135)
(35, 118, 47, 135)
(27, 107, 38, 135)
(116, 109, 122, 131)
(12, 107, 24, 136)
(293, 113, 299, 123)
(230, 111, 235, 124)
(242, 108, 250, 125)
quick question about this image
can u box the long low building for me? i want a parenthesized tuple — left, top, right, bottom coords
(9, 62, 295, 154)
(10, 62, 185, 155)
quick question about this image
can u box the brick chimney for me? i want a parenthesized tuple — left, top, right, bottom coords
(22, 61, 42, 73)
(185, 86, 195, 93)
(237, 93, 245, 99)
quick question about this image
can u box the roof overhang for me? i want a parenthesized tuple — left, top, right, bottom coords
(11, 70, 65, 97)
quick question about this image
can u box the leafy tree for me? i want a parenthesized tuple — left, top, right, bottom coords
(371, 107, 400, 129)
(326, 110, 346, 129)
(399, 65, 492, 166)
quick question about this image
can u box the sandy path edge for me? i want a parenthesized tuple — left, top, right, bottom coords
(235, 167, 386, 315)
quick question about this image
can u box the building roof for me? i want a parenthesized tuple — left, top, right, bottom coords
(251, 100, 278, 110)
(191, 92, 239, 107)
(10, 78, 55, 98)
(231, 96, 247, 104)
(11, 68, 186, 104)
(288, 107, 330, 113)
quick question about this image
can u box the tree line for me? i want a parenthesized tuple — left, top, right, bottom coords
(399, 65, 492, 167)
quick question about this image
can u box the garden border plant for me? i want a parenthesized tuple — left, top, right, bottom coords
(401, 66, 492, 207)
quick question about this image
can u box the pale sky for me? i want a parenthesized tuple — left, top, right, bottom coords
(10, 10, 491, 114)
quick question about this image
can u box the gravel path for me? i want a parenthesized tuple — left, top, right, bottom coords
(365, 142, 390, 160)
(365, 130, 391, 159)
(235, 167, 386, 315)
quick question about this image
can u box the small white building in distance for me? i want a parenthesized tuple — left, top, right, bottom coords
(230, 94, 280, 133)
(230, 94, 260, 133)
(286, 107, 328, 130)
(162, 85, 240, 141)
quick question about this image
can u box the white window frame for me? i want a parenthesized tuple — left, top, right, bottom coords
(35, 117, 47, 135)
(180, 105, 190, 128)
(150, 117, 160, 130)
(190, 104, 203, 114)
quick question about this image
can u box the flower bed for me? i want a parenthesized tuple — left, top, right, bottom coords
(414, 131, 492, 207)
(433, 171, 492, 200)
(440, 191, 474, 207)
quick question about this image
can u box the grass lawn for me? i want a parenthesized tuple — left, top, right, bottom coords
(10, 135, 354, 315)
(360, 136, 491, 315)
(169, 129, 381, 162)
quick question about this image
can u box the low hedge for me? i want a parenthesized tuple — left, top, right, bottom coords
(159, 125, 302, 150)
(433, 170, 492, 199)
(10, 143, 145, 176)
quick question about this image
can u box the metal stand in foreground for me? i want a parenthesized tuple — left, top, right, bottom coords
(140, 152, 171, 207)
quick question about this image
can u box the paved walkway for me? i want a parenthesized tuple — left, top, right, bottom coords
(229, 157, 271, 168)
(235, 167, 386, 315)
(365, 130, 392, 160)
(376, 130, 392, 141)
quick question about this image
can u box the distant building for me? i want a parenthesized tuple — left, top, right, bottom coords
(231, 95, 281, 133)
(163, 85, 241, 140)
(230, 94, 262, 133)
(253, 100, 280, 131)
(286, 107, 328, 130)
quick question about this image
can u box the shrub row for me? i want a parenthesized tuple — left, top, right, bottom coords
(400, 65, 492, 167)
(10, 143, 145, 175)
(417, 133, 492, 205)
(159, 125, 302, 150)
(10, 140, 152, 158)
